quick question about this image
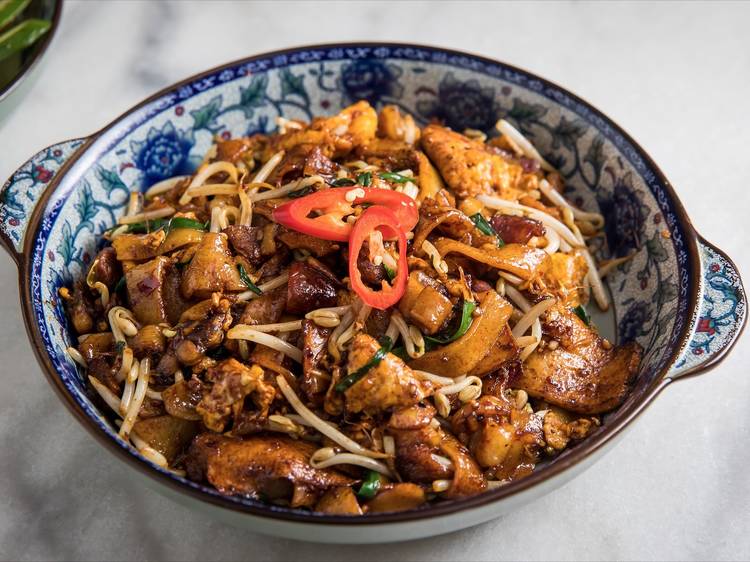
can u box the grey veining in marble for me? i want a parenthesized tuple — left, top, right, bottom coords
(1, 1, 749, 560)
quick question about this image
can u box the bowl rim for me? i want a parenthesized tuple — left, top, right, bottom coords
(0, 0, 64, 103)
(17, 41, 701, 526)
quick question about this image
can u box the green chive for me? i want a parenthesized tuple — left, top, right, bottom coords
(356, 470, 382, 500)
(114, 276, 126, 294)
(114, 341, 126, 354)
(470, 213, 505, 247)
(0, 18, 50, 63)
(331, 177, 356, 187)
(573, 304, 590, 325)
(237, 263, 262, 295)
(167, 217, 208, 232)
(383, 263, 396, 282)
(287, 186, 313, 198)
(424, 300, 477, 345)
(335, 336, 392, 392)
(356, 172, 372, 187)
(378, 171, 415, 184)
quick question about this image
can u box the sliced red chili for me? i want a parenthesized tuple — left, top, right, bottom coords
(272, 187, 418, 242)
(348, 205, 408, 310)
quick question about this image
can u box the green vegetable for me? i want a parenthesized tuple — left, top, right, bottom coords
(0, 0, 31, 30)
(114, 341, 126, 354)
(335, 336, 393, 392)
(470, 213, 505, 247)
(573, 304, 590, 325)
(383, 263, 396, 282)
(356, 470, 382, 500)
(287, 186, 313, 198)
(237, 263, 262, 295)
(378, 171, 416, 184)
(390, 345, 408, 361)
(331, 177, 356, 187)
(167, 217, 208, 232)
(114, 276, 126, 294)
(356, 171, 372, 187)
(424, 300, 477, 345)
(0, 18, 50, 63)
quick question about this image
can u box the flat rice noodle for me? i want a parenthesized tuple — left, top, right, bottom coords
(468, 324, 519, 377)
(439, 433, 487, 499)
(125, 256, 171, 325)
(409, 290, 511, 377)
(159, 228, 205, 254)
(112, 231, 166, 262)
(432, 237, 549, 281)
(132, 415, 199, 463)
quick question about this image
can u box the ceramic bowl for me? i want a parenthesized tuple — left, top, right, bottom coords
(0, 43, 745, 544)
(0, 0, 63, 125)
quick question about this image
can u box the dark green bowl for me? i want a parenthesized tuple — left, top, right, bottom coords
(0, 0, 62, 124)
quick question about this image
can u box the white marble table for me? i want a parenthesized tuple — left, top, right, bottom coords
(1, 2, 748, 560)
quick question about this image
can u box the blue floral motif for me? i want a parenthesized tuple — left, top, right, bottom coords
(339, 60, 403, 105)
(618, 301, 653, 343)
(416, 72, 500, 131)
(598, 171, 650, 258)
(130, 121, 194, 182)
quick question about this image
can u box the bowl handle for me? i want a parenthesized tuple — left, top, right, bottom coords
(668, 236, 747, 380)
(0, 139, 87, 265)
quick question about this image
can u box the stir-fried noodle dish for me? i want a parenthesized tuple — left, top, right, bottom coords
(62, 101, 642, 515)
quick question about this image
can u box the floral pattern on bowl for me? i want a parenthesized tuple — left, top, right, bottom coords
(0, 44, 745, 541)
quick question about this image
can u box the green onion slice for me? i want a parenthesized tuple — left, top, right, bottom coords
(378, 171, 415, 184)
(237, 263, 262, 295)
(335, 336, 393, 392)
(356, 171, 372, 187)
(470, 213, 505, 247)
(383, 263, 396, 282)
(573, 304, 590, 325)
(424, 300, 477, 345)
(356, 470, 382, 500)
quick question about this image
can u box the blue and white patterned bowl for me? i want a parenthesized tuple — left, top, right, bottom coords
(0, 43, 745, 543)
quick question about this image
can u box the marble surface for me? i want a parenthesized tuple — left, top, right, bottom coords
(1, 1, 749, 560)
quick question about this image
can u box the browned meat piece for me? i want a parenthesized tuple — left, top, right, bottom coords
(161, 263, 192, 325)
(438, 434, 487, 499)
(266, 101, 378, 159)
(238, 286, 287, 325)
(397, 270, 454, 335)
(490, 214, 546, 245)
(162, 377, 204, 420)
(127, 325, 166, 358)
(160, 296, 232, 370)
(377, 105, 420, 144)
(286, 259, 340, 315)
(300, 320, 332, 406)
(196, 359, 275, 432)
(91, 247, 121, 287)
(518, 303, 643, 414)
(365, 307, 391, 340)
(315, 486, 363, 515)
(388, 404, 454, 483)
(366, 483, 426, 513)
(223, 225, 262, 266)
(181, 233, 245, 299)
(63, 280, 96, 335)
(421, 124, 536, 199)
(451, 395, 543, 482)
(111, 231, 166, 262)
(125, 256, 171, 325)
(215, 137, 258, 163)
(412, 198, 496, 250)
(87, 353, 122, 394)
(410, 290, 511, 377)
(267, 144, 338, 185)
(185, 434, 353, 507)
(543, 253, 589, 307)
(542, 407, 599, 452)
(132, 415, 199, 463)
(277, 227, 339, 257)
(254, 246, 290, 282)
(354, 138, 419, 171)
(344, 334, 431, 415)
(78, 333, 114, 362)
(355, 245, 387, 288)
